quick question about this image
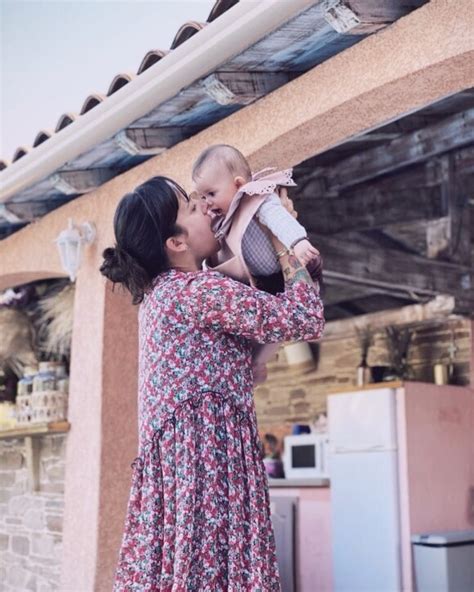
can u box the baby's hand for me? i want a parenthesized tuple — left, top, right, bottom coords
(277, 187, 298, 219)
(293, 239, 320, 266)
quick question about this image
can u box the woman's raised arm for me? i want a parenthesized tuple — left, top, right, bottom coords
(181, 266, 324, 344)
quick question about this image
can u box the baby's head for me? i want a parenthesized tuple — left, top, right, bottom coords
(192, 144, 251, 216)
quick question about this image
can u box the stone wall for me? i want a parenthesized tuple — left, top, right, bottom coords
(0, 435, 66, 592)
(256, 317, 471, 442)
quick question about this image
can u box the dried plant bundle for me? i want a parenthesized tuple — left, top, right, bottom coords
(36, 284, 75, 357)
(355, 326, 372, 365)
(0, 308, 37, 376)
(385, 325, 413, 378)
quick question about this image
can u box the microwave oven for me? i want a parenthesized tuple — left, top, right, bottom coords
(283, 433, 330, 479)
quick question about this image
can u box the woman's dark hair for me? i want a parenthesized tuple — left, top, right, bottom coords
(100, 176, 188, 305)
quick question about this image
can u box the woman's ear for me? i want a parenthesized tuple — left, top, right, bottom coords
(234, 176, 246, 189)
(165, 234, 188, 253)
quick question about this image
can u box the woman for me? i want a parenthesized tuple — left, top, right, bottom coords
(100, 176, 324, 591)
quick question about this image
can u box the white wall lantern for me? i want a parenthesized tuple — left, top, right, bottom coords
(54, 218, 96, 282)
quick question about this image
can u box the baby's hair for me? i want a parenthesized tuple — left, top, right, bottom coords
(192, 144, 252, 181)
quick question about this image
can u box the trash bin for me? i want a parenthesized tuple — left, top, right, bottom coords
(411, 530, 474, 592)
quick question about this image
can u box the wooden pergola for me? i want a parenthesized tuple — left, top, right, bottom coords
(293, 91, 474, 320)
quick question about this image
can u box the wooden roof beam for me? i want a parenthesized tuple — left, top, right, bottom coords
(49, 168, 119, 195)
(115, 127, 201, 156)
(296, 161, 474, 240)
(312, 233, 473, 307)
(296, 171, 446, 234)
(201, 71, 291, 106)
(323, 295, 457, 340)
(323, 0, 428, 35)
(305, 106, 474, 194)
(439, 154, 471, 266)
(322, 282, 382, 306)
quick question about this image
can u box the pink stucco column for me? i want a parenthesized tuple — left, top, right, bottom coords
(60, 273, 138, 591)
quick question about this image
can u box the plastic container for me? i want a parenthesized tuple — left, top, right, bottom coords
(55, 364, 69, 395)
(15, 366, 38, 425)
(412, 530, 474, 592)
(33, 362, 57, 392)
(31, 361, 67, 423)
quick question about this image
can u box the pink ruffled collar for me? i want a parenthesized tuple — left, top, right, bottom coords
(212, 168, 296, 240)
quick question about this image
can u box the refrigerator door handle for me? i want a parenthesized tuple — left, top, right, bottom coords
(332, 445, 397, 453)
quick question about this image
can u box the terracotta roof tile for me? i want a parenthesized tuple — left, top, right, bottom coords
(79, 94, 106, 115)
(55, 113, 77, 132)
(207, 0, 239, 22)
(32, 130, 53, 147)
(12, 147, 29, 162)
(107, 73, 134, 96)
(170, 21, 206, 49)
(137, 50, 168, 74)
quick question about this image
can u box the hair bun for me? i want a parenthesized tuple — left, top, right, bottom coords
(100, 245, 151, 304)
(100, 246, 129, 283)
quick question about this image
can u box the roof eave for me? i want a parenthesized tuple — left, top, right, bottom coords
(0, 0, 317, 203)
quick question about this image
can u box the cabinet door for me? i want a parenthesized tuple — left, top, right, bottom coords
(270, 495, 297, 592)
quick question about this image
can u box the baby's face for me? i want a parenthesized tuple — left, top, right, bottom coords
(193, 164, 239, 217)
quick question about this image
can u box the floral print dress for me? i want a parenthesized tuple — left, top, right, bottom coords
(114, 269, 325, 591)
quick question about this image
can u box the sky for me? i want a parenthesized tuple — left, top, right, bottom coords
(0, 0, 215, 162)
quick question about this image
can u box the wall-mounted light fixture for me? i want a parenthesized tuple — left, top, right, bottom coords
(54, 218, 96, 282)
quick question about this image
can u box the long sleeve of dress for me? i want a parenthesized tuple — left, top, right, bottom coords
(182, 272, 324, 344)
(256, 192, 307, 248)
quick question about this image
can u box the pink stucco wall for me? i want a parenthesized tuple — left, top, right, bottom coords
(60, 279, 139, 590)
(397, 382, 474, 591)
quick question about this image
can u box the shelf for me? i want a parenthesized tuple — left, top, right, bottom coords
(0, 421, 70, 492)
(325, 380, 403, 395)
(0, 420, 70, 440)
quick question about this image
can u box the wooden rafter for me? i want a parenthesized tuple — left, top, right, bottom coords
(297, 108, 474, 196)
(202, 72, 291, 106)
(312, 233, 473, 307)
(115, 127, 202, 156)
(50, 168, 120, 195)
(323, 295, 457, 340)
(296, 178, 445, 234)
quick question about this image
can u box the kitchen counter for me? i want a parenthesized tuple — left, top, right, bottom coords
(268, 479, 333, 591)
(268, 477, 330, 488)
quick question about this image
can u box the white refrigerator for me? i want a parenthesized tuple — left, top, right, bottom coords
(328, 388, 402, 592)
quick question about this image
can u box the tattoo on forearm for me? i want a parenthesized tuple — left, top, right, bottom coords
(286, 269, 312, 286)
(287, 254, 301, 270)
(282, 256, 312, 286)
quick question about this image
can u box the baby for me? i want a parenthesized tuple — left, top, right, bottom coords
(192, 144, 320, 285)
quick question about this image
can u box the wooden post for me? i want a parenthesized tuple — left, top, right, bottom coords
(24, 436, 41, 492)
